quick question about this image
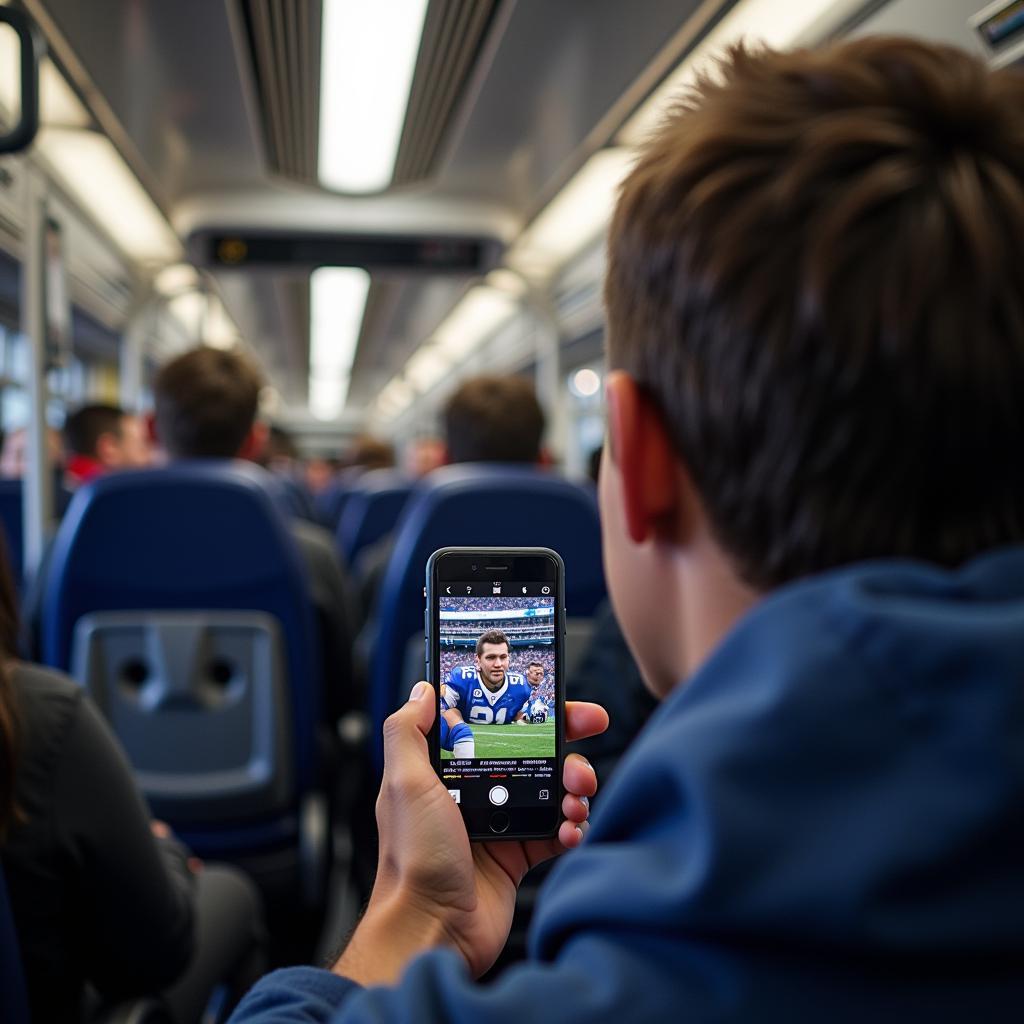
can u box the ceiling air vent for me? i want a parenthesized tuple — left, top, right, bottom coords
(236, 0, 321, 183)
(392, 0, 504, 186)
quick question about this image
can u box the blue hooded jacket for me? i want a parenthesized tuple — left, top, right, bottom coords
(229, 550, 1024, 1022)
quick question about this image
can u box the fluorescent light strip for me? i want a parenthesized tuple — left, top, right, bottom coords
(36, 128, 181, 263)
(318, 0, 429, 193)
(506, 148, 636, 282)
(434, 286, 519, 361)
(404, 343, 451, 392)
(620, 0, 850, 146)
(309, 266, 370, 419)
(310, 377, 347, 421)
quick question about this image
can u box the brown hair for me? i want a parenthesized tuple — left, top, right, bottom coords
(64, 403, 125, 458)
(0, 531, 23, 839)
(475, 629, 510, 658)
(606, 37, 1024, 589)
(443, 376, 544, 464)
(347, 435, 395, 471)
(154, 347, 263, 459)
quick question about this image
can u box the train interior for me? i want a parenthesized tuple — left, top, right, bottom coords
(0, 1, 1019, 1021)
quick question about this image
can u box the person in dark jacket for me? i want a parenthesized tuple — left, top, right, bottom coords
(229, 37, 1024, 1022)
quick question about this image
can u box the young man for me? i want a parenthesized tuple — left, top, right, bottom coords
(63, 403, 151, 485)
(229, 38, 1024, 1021)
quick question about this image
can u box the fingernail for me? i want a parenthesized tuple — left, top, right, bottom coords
(409, 681, 430, 701)
(575, 825, 584, 842)
(579, 796, 589, 810)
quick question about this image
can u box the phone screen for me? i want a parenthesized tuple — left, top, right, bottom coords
(430, 550, 562, 838)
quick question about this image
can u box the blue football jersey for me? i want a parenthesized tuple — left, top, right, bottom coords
(444, 665, 531, 725)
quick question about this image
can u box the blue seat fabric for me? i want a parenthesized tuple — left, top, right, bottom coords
(337, 470, 413, 566)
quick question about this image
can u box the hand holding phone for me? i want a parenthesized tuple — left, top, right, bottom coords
(348, 686, 602, 984)
(426, 547, 565, 840)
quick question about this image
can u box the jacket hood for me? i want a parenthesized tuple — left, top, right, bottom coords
(537, 548, 1024, 960)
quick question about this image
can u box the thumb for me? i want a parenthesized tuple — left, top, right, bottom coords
(382, 681, 436, 769)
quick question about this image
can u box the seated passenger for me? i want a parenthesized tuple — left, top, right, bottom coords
(63, 403, 152, 487)
(153, 347, 360, 719)
(357, 376, 546, 610)
(0, 425, 64, 480)
(0, 538, 265, 1022)
(404, 435, 445, 478)
(230, 38, 1024, 1021)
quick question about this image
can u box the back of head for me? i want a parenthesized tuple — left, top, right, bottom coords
(348, 435, 395, 472)
(154, 347, 263, 459)
(63, 404, 124, 458)
(443, 376, 544, 464)
(606, 37, 1024, 589)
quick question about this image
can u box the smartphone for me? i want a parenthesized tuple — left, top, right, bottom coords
(426, 547, 564, 840)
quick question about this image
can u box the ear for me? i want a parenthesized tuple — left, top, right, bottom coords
(605, 371, 684, 545)
(239, 421, 269, 462)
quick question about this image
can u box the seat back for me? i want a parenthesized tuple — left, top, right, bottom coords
(265, 473, 316, 522)
(369, 463, 605, 772)
(0, 477, 73, 591)
(337, 470, 413, 566)
(42, 463, 321, 834)
(0, 479, 25, 586)
(0, 866, 29, 1024)
(313, 481, 354, 532)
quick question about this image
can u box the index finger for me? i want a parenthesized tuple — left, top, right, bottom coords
(566, 701, 609, 743)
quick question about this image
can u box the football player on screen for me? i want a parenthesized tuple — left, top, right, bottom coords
(441, 630, 534, 752)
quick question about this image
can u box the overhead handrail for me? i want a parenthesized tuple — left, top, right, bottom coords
(0, 7, 43, 154)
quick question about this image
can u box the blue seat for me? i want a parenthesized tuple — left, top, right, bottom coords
(313, 480, 355, 531)
(266, 473, 316, 522)
(0, 867, 29, 1024)
(0, 477, 71, 591)
(41, 462, 327, 896)
(0, 480, 26, 588)
(336, 469, 413, 567)
(368, 463, 606, 773)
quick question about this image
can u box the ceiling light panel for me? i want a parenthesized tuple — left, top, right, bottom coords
(309, 266, 371, 417)
(506, 148, 636, 282)
(35, 128, 181, 264)
(404, 343, 451, 392)
(310, 376, 347, 421)
(434, 286, 519, 361)
(318, 0, 430, 193)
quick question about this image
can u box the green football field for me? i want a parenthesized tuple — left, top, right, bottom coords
(441, 721, 556, 760)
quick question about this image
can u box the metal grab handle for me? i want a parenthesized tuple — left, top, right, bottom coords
(0, 7, 43, 154)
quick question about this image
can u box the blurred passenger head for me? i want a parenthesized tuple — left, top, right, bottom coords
(442, 376, 544, 464)
(303, 457, 340, 494)
(405, 436, 446, 478)
(347, 435, 395, 472)
(602, 38, 1024, 691)
(0, 426, 64, 478)
(264, 424, 299, 472)
(153, 347, 265, 460)
(63, 404, 150, 471)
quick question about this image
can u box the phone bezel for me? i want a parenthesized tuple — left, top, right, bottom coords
(427, 546, 565, 841)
